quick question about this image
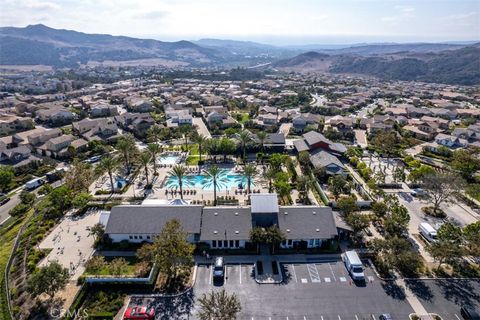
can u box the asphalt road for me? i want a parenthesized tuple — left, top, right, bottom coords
(0, 180, 63, 226)
(406, 279, 480, 319)
(0, 192, 20, 224)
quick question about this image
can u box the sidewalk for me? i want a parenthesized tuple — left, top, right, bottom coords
(395, 278, 429, 317)
(194, 253, 342, 265)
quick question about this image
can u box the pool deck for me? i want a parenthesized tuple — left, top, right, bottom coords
(148, 164, 270, 205)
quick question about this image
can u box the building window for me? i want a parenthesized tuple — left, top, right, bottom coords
(235, 240, 240, 248)
(134, 236, 138, 239)
(212, 240, 217, 248)
(309, 239, 314, 247)
(139, 236, 143, 240)
(129, 235, 133, 240)
(314, 239, 320, 247)
(223, 240, 228, 248)
(287, 239, 293, 246)
(146, 236, 151, 240)
(229, 240, 234, 248)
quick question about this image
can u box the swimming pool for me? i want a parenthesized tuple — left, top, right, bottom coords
(159, 152, 182, 165)
(166, 170, 254, 190)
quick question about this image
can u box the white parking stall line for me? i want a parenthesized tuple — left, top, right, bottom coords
(307, 264, 321, 283)
(454, 314, 461, 320)
(355, 315, 359, 320)
(321, 316, 324, 320)
(304, 316, 307, 320)
(324, 277, 331, 283)
(239, 264, 242, 284)
(368, 276, 374, 282)
(328, 262, 337, 282)
(209, 267, 213, 285)
(225, 265, 229, 282)
(371, 315, 377, 320)
(291, 264, 298, 283)
(301, 278, 308, 283)
(338, 315, 342, 320)
(339, 277, 347, 282)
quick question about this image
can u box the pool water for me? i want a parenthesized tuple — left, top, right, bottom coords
(166, 170, 254, 190)
(159, 153, 181, 165)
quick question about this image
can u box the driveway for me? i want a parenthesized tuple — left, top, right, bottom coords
(192, 117, 211, 138)
(354, 129, 368, 148)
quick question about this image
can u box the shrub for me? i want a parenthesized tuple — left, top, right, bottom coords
(9, 203, 30, 217)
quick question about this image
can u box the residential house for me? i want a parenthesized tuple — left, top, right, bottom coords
(35, 107, 75, 126)
(293, 131, 347, 154)
(72, 118, 120, 143)
(309, 150, 346, 175)
(115, 113, 155, 137)
(90, 103, 119, 118)
(125, 97, 154, 113)
(0, 115, 34, 136)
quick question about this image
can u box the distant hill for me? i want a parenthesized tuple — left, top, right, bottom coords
(0, 24, 222, 67)
(317, 43, 468, 56)
(274, 45, 480, 85)
(273, 51, 334, 71)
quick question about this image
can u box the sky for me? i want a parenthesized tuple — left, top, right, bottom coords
(0, 0, 479, 45)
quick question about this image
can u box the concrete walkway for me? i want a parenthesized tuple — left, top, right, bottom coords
(395, 278, 429, 317)
(254, 245, 283, 284)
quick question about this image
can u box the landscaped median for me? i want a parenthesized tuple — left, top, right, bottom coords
(0, 210, 34, 320)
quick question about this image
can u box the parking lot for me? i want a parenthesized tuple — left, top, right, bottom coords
(132, 260, 415, 320)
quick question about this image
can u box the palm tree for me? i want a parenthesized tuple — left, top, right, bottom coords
(297, 175, 314, 203)
(138, 151, 152, 187)
(256, 131, 268, 152)
(147, 143, 161, 175)
(265, 166, 277, 193)
(219, 138, 236, 163)
(147, 124, 163, 143)
(197, 289, 241, 320)
(116, 135, 137, 174)
(179, 125, 192, 151)
(203, 165, 228, 206)
(193, 134, 208, 164)
(97, 156, 118, 193)
(168, 165, 189, 200)
(238, 130, 252, 162)
(242, 164, 258, 195)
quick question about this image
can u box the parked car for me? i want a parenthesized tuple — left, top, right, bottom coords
(461, 306, 480, 320)
(342, 250, 365, 281)
(25, 178, 45, 191)
(0, 196, 10, 206)
(379, 314, 393, 320)
(86, 155, 102, 163)
(213, 257, 225, 281)
(123, 306, 155, 320)
(410, 188, 425, 197)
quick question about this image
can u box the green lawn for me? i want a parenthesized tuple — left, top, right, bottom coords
(83, 256, 143, 277)
(186, 155, 200, 165)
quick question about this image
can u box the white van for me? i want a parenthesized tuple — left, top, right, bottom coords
(342, 250, 365, 281)
(25, 177, 45, 190)
(419, 223, 437, 242)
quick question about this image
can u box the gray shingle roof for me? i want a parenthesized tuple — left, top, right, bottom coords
(310, 150, 344, 170)
(277, 206, 337, 240)
(105, 205, 202, 235)
(200, 207, 252, 241)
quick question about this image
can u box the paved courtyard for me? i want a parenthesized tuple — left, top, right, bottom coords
(38, 209, 101, 280)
